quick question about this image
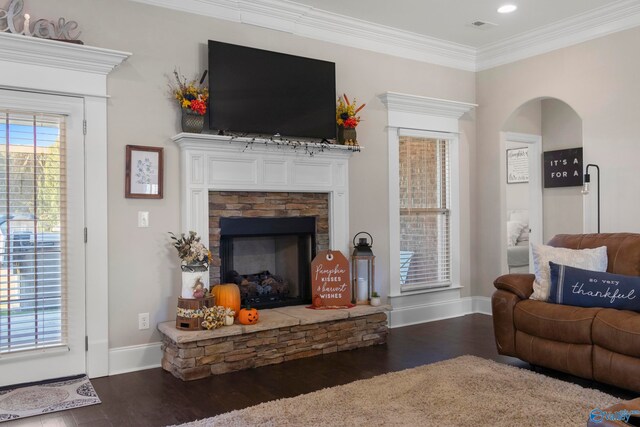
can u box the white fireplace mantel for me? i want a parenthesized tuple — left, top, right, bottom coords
(173, 133, 356, 255)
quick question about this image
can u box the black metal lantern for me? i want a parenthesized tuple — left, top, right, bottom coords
(351, 232, 375, 305)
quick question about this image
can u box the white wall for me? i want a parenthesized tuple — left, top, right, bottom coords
(476, 26, 640, 297)
(23, 0, 475, 349)
(503, 101, 542, 136)
(541, 99, 583, 242)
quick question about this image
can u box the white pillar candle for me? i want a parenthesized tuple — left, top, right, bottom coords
(23, 13, 30, 36)
(357, 277, 368, 303)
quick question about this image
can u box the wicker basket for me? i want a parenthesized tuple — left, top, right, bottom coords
(181, 109, 205, 133)
(176, 296, 215, 330)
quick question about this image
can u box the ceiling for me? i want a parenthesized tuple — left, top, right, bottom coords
(292, 0, 623, 47)
(132, 0, 640, 70)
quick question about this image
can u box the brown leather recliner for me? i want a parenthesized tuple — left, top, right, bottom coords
(492, 233, 640, 393)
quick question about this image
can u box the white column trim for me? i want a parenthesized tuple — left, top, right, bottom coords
(0, 33, 130, 378)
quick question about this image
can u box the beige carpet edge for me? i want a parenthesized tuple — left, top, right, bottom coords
(171, 355, 620, 427)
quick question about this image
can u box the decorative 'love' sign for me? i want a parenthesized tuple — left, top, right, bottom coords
(0, 0, 81, 41)
(310, 250, 351, 308)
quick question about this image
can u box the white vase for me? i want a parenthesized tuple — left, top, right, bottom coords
(370, 297, 381, 307)
(181, 264, 209, 299)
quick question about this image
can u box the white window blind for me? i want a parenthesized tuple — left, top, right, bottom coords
(399, 136, 450, 290)
(0, 111, 66, 354)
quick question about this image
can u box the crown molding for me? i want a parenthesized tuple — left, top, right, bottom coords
(131, 0, 640, 72)
(130, 0, 476, 71)
(476, 0, 640, 71)
(378, 92, 477, 119)
(0, 32, 131, 75)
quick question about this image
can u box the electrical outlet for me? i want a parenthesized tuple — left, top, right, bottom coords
(138, 211, 149, 228)
(138, 313, 149, 330)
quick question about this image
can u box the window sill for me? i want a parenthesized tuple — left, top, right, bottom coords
(0, 345, 69, 362)
(389, 284, 463, 298)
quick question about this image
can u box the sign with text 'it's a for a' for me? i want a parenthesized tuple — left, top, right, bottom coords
(543, 147, 583, 188)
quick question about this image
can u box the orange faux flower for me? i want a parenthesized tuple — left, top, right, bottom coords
(190, 99, 207, 115)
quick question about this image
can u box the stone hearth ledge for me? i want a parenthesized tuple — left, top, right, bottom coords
(159, 304, 390, 380)
(158, 304, 390, 343)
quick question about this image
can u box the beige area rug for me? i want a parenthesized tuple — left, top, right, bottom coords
(174, 355, 620, 427)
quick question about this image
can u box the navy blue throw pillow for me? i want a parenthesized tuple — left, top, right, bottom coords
(548, 262, 640, 311)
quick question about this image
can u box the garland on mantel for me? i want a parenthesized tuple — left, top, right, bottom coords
(223, 133, 361, 156)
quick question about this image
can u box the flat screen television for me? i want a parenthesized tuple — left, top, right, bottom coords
(208, 40, 336, 140)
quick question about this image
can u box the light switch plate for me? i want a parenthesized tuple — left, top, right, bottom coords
(138, 313, 149, 330)
(138, 211, 149, 228)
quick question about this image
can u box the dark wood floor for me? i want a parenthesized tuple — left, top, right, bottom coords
(8, 314, 638, 426)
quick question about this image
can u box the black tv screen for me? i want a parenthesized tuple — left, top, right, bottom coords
(208, 41, 336, 140)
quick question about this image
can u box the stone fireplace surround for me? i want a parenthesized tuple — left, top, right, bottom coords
(211, 191, 330, 309)
(209, 191, 330, 282)
(160, 134, 389, 379)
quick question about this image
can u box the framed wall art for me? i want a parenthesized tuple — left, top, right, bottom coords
(506, 147, 529, 184)
(125, 145, 164, 199)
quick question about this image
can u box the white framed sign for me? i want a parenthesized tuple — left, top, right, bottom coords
(507, 147, 529, 184)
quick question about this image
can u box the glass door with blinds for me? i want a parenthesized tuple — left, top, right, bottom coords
(399, 136, 451, 291)
(0, 90, 85, 386)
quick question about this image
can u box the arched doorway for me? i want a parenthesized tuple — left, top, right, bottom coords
(500, 98, 583, 274)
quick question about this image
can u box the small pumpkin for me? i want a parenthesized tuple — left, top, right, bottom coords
(312, 294, 323, 308)
(224, 315, 234, 326)
(211, 283, 241, 317)
(238, 306, 259, 325)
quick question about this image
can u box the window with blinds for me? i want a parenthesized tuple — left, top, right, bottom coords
(0, 111, 66, 354)
(399, 136, 450, 290)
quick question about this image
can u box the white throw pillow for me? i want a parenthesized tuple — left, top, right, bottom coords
(507, 221, 525, 247)
(517, 227, 530, 243)
(530, 244, 608, 301)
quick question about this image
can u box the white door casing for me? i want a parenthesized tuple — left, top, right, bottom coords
(500, 132, 543, 273)
(0, 89, 85, 385)
(0, 32, 130, 378)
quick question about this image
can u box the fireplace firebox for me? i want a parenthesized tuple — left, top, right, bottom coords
(220, 216, 316, 309)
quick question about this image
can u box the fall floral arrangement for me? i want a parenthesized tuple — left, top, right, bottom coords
(336, 94, 365, 128)
(170, 69, 209, 115)
(201, 306, 231, 330)
(169, 231, 211, 268)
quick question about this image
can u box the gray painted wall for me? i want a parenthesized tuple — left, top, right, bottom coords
(476, 26, 640, 297)
(541, 99, 583, 242)
(24, 0, 475, 348)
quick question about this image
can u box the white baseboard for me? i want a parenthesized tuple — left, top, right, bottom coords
(472, 296, 492, 315)
(108, 342, 163, 376)
(388, 296, 492, 328)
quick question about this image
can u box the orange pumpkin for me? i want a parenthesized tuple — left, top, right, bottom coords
(211, 283, 241, 317)
(238, 307, 259, 325)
